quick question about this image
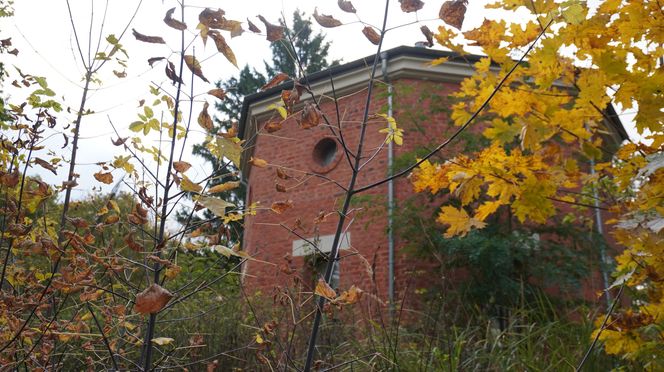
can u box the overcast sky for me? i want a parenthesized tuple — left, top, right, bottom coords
(2, 0, 637, 200)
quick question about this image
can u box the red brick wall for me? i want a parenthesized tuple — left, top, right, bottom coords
(242, 75, 613, 307)
(242, 78, 469, 303)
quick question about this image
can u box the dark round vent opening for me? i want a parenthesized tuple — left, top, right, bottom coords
(312, 138, 338, 167)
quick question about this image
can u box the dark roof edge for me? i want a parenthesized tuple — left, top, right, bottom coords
(238, 44, 629, 143)
(605, 103, 629, 141)
(238, 46, 485, 139)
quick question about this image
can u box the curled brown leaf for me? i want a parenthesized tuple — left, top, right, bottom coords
(420, 25, 434, 47)
(173, 161, 192, 173)
(132, 29, 166, 44)
(276, 168, 291, 180)
(264, 120, 283, 133)
(34, 158, 57, 175)
(261, 72, 289, 91)
(247, 19, 261, 33)
(270, 200, 293, 214)
(165, 61, 184, 85)
(198, 102, 213, 132)
(299, 103, 321, 129)
(257, 15, 285, 42)
(337, 0, 356, 13)
(184, 55, 209, 83)
(315, 278, 337, 300)
(164, 8, 187, 31)
(399, 0, 425, 13)
(208, 88, 226, 100)
(134, 283, 173, 314)
(362, 26, 381, 45)
(249, 157, 268, 168)
(313, 8, 342, 28)
(112, 136, 128, 146)
(148, 57, 165, 67)
(209, 30, 238, 67)
(439, 0, 468, 30)
(94, 171, 113, 184)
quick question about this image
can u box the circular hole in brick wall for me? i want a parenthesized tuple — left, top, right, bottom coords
(312, 138, 338, 167)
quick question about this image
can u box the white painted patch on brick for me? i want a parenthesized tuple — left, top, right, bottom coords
(292, 233, 351, 257)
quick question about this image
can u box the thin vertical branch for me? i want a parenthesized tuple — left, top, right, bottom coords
(141, 2, 187, 370)
(303, 1, 392, 370)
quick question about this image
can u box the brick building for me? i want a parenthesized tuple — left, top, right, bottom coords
(237, 46, 628, 303)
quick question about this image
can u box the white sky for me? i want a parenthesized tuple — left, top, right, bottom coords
(1, 0, 638, 200)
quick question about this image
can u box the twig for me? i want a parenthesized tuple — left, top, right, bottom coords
(575, 281, 626, 371)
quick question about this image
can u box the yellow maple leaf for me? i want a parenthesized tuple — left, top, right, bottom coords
(437, 206, 486, 238)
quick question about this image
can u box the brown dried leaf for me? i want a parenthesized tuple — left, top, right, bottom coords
(261, 72, 289, 91)
(0, 170, 19, 187)
(135, 203, 148, 218)
(111, 136, 128, 146)
(338, 0, 356, 13)
(313, 8, 342, 28)
(270, 200, 293, 214)
(164, 265, 181, 279)
(104, 214, 120, 224)
(249, 157, 268, 168)
(184, 55, 209, 83)
(113, 70, 127, 78)
(257, 15, 285, 42)
(173, 161, 192, 173)
(264, 120, 282, 133)
(165, 61, 184, 84)
(198, 8, 226, 28)
(247, 19, 261, 33)
(281, 87, 300, 113)
(207, 360, 219, 372)
(276, 168, 291, 180)
(148, 57, 165, 67)
(399, 0, 425, 12)
(147, 254, 172, 267)
(198, 102, 213, 132)
(34, 158, 57, 175)
(362, 26, 381, 45)
(94, 171, 113, 184)
(124, 233, 143, 252)
(208, 31, 237, 67)
(132, 29, 166, 44)
(164, 7, 187, 31)
(127, 212, 147, 225)
(219, 19, 244, 38)
(67, 217, 89, 229)
(275, 183, 287, 192)
(420, 25, 434, 47)
(439, 0, 467, 30)
(299, 103, 321, 129)
(207, 181, 240, 194)
(336, 285, 363, 305)
(207, 88, 226, 100)
(134, 283, 173, 314)
(315, 278, 337, 300)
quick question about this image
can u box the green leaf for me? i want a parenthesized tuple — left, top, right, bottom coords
(144, 105, 154, 119)
(129, 121, 145, 132)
